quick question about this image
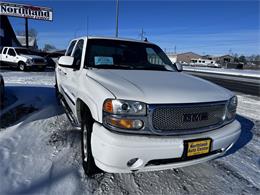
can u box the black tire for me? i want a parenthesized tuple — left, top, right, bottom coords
(18, 62, 26, 71)
(0, 81, 4, 108)
(38, 67, 46, 72)
(81, 111, 99, 176)
(55, 80, 61, 105)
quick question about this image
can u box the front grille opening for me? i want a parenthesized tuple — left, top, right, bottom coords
(145, 149, 222, 167)
(152, 104, 226, 131)
(34, 59, 45, 63)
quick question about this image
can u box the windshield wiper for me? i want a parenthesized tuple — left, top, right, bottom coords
(89, 64, 133, 70)
(134, 64, 169, 71)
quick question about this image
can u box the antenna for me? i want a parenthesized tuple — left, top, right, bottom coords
(139, 28, 146, 40)
(87, 16, 89, 36)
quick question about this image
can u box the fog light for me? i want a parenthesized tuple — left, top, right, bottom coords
(127, 158, 143, 169)
(127, 158, 139, 167)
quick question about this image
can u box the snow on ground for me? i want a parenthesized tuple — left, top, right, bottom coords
(0, 71, 259, 195)
(183, 66, 260, 79)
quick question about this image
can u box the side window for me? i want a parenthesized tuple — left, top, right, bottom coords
(146, 48, 165, 65)
(3, 48, 8, 54)
(8, 49, 16, 56)
(66, 40, 77, 56)
(72, 39, 84, 68)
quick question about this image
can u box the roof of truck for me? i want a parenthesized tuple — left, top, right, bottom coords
(73, 36, 154, 44)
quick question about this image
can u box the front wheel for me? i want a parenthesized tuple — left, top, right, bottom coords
(18, 62, 26, 71)
(81, 114, 99, 176)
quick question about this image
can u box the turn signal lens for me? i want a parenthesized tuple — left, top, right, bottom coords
(103, 99, 113, 113)
(105, 116, 144, 130)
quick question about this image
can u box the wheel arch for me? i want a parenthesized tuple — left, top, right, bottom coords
(76, 99, 99, 125)
(18, 60, 26, 66)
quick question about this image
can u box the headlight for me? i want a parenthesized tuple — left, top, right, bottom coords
(226, 96, 237, 121)
(103, 99, 146, 115)
(103, 99, 146, 131)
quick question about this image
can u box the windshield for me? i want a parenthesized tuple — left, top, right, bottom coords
(85, 39, 175, 71)
(15, 48, 33, 55)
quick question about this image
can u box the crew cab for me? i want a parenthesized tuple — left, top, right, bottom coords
(55, 36, 241, 176)
(0, 47, 47, 71)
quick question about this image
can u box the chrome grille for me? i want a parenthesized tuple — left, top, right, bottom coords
(33, 58, 45, 63)
(152, 103, 226, 131)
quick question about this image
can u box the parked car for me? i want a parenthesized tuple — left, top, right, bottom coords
(0, 74, 4, 108)
(0, 47, 47, 71)
(55, 36, 241, 176)
(190, 58, 221, 68)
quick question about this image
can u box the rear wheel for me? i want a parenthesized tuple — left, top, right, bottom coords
(0, 81, 4, 108)
(81, 110, 99, 176)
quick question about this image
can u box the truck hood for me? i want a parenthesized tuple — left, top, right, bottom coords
(20, 54, 44, 60)
(87, 69, 233, 104)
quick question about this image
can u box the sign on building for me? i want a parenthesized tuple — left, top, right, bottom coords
(0, 2, 53, 21)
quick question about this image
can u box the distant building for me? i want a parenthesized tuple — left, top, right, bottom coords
(167, 53, 177, 63)
(216, 55, 234, 64)
(16, 36, 38, 49)
(176, 52, 202, 63)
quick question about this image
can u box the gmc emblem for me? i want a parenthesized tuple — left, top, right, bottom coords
(183, 112, 208, 122)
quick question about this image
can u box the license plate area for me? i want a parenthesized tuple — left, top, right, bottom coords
(184, 138, 212, 157)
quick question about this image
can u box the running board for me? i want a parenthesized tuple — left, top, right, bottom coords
(59, 95, 81, 130)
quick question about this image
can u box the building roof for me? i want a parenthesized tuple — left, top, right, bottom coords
(219, 54, 234, 58)
(177, 52, 201, 57)
(16, 36, 37, 47)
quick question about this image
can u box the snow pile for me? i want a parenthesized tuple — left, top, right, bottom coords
(0, 71, 259, 194)
(183, 66, 260, 79)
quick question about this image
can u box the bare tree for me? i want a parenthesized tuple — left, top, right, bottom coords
(43, 44, 57, 52)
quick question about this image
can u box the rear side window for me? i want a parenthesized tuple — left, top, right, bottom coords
(8, 49, 16, 56)
(66, 40, 77, 56)
(72, 39, 84, 68)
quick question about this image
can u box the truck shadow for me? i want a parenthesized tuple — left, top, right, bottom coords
(0, 85, 63, 128)
(223, 114, 254, 157)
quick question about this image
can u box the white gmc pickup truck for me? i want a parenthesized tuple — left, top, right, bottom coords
(0, 47, 47, 71)
(55, 36, 241, 176)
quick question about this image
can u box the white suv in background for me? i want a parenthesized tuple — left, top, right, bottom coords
(0, 47, 47, 71)
(55, 36, 241, 176)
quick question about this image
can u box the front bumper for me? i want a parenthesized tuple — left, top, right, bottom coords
(26, 62, 47, 67)
(91, 120, 241, 173)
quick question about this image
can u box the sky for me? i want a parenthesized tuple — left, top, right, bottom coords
(7, 0, 260, 56)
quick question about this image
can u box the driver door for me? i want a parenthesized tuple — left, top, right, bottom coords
(6, 48, 17, 67)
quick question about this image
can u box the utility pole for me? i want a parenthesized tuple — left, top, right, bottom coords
(174, 45, 177, 54)
(25, 18, 29, 48)
(115, 0, 119, 37)
(87, 16, 89, 36)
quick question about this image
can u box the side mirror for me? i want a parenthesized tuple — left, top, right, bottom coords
(58, 56, 74, 67)
(175, 63, 183, 72)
